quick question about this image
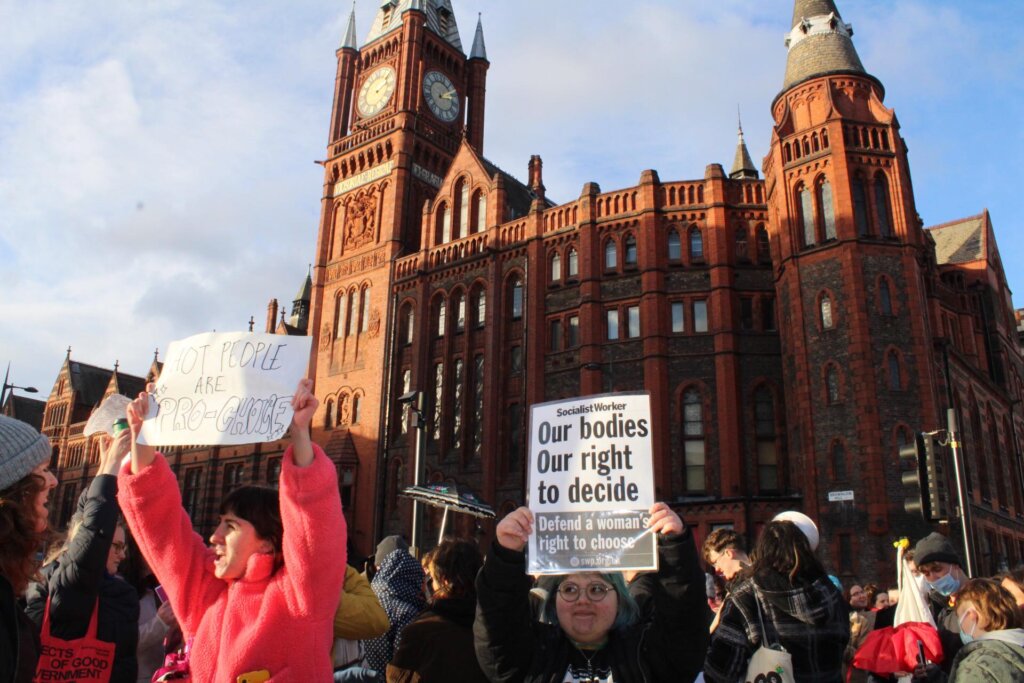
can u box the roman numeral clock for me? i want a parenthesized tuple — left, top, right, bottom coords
(423, 70, 459, 123)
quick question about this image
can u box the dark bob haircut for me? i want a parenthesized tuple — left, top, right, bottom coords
(220, 486, 283, 562)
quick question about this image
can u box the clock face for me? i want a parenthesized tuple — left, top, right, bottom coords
(357, 66, 397, 118)
(423, 70, 460, 123)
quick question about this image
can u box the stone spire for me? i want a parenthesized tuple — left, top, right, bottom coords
(365, 0, 462, 51)
(729, 110, 758, 180)
(470, 13, 487, 60)
(782, 0, 866, 91)
(341, 3, 358, 50)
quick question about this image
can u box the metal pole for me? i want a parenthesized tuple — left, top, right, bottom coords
(410, 400, 426, 557)
(438, 507, 449, 545)
(947, 408, 976, 577)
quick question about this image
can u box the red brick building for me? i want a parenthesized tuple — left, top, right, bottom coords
(18, 0, 1023, 581)
(306, 0, 1024, 579)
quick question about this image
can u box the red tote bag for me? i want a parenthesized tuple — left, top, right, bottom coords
(33, 595, 115, 683)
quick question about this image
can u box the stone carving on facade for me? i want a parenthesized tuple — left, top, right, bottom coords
(344, 190, 378, 250)
(319, 323, 332, 351)
(368, 308, 382, 338)
(339, 393, 351, 426)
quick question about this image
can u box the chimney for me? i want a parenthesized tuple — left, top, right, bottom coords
(266, 298, 279, 333)
(528, 155, 545, 201)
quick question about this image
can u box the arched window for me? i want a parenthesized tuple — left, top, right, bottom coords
(359, 285, 371, 333)
(550, 252, 562, 282)
(689, 226, 704, 261)
(334, 293, 346, 339)
(879, 278, 893, 315)
(432, 363, 444, 441)
(567, 247, 579, 278)
(604, 239, 618, 270)
(474, 288, 486, 328)
(346, 289, 358, 337)
(351, 394, 361, 425)
(888, 351, 902, 390)
(735, 225, 749, 261)
(826, 366, 840, 404)
(667, 230, 681, 261)
(799, 184, 816, 246)
(624, 234, 638, 266)
(820, 294, 834, 330)
(832, 441, 847, 480)
(434, 297, 446, 337)
(756, 225, 770, 264)
(817, 178, 836, 240)
(509, 276, 523, 320)
(754, 387, 779, 491)
(452, 359, 464, 450)
(455, 179, 469, 240)
(682, 389, 705, 492)
(400, 303, 415, 345)
(436, 201, 451, 244)
(325, 399, 335, 429)
(874, 174, 893, 238)
(453, 291, 466, 332)
(852, 176, 870, 236)
(474, 191, 487, 233)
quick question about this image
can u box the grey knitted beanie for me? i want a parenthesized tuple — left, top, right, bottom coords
(0, 414, 52, 491)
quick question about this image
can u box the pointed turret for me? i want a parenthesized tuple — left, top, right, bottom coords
(365, 0, 462, 51)
(341, 4, 358, 50)
(729, 112, 758, 180)
(470, 14, 487, 60)
(290, 268, 313, 333)
(782, 0, 869, 91)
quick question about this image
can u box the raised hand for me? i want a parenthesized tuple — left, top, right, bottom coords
(495, 506, 534, 552)
(98, 429, 132, 476)
(127, 383, 157, 474)
(289, 378, 318, 468)
(647, 502, 684, 536)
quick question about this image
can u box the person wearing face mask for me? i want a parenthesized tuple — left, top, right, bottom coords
(475, 502, 710, 683)
(117, 379, 346, 682)
(0, 415, 59, 683)
(911, 532, 969, 677)
(24, 429, 140, 683)
(913, 578, 1024, 682)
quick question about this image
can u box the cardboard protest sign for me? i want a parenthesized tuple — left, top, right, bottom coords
(139, 331, 312, 447)
(527, 392, 656, 574)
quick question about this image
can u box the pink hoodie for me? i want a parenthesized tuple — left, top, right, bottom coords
(117, 444, 346, 682)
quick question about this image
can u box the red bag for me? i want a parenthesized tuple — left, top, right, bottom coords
(33, 595, 115, 683)
(852, 622, 944, 676)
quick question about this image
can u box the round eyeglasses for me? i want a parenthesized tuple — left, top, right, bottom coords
(557, 582, 613, 603)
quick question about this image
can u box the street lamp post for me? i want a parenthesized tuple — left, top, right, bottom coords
(399, 390, 426, 556)
(1, 363, 39, 409)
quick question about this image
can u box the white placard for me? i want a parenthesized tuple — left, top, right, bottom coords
(827, 490, 855, 502)
(526, 392, 657, 574)
(139, 332, 312, 447)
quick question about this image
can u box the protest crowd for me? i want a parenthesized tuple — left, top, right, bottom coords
(3, 381, 1024, 683)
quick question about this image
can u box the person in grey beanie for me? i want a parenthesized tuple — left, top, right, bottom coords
(0, 414, 58, 683)
(911, 532, 968, 681)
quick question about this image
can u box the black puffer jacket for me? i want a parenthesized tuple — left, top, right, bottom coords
(474, 527, 710, 683)
(24, 475, 139, 683)
(1, 574, 39, 683)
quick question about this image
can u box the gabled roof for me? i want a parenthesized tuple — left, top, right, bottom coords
(4, 394, 45, 431)
(927, 213, 986, 265)
(479, 157, 547, 219)
(365, 0, 462, 52)
(67, 361, 114, 408)
(324, 429, 359, 463)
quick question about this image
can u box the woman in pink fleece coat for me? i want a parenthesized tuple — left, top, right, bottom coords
(118, 379, 346, 682)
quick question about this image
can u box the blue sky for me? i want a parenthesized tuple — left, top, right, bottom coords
(1, 0, 1021, 395)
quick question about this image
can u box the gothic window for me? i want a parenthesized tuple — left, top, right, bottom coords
(606, 309, 620, 340)
(474, 191, 487, 233)
(689, 226, 704, 261)
(454, 291, 466, 333)
(693, 300, 708, 333)
(812, 133, 820, 153)
(784, 142, 792, 163)
(436, 201, 450, 244)
(432, 363, 444, 441)
(826, 365, 840, 404)
(667, 230, 681, 261)
(400, 369, 411, 434)
(509, 276, 523, 320)
(567, 247, 579, 278)
(735, 225, 749, 261)
(756, 225, 770, 264)
(360, 285, 371, 333)
(472, 355, 485, 459)
(821, 128, 830, 148)
(454, 178, 469, 241)
(346, 289, 358, 337)
(352, 394, 361, 425)
(568, 315, 580, 347)
(820, 294, 834, 330)
(880, 278, 893, 316)
(817, 178, 836, 240)
(474, 287, 486, 328)
(755, 386, 779, 492)
(852, 176, 870, 236)
(799, 184, 815, 247)
(887, 351, 902, 391)
(682, 389, 706, 492)
(433, 296, 447, 338)
(874, 174, 894, 238)
(604, 239, 618, 270)
(325, 399, 335, 429)
(510, 346, 522, 375)
(624, 234, 638, 266)
(452, 359, 464, 451)
(401, 303, 415, 345)
(335, 294, 346, 339)
(550, 251, 562, 282)
(832, 441, 847, 480)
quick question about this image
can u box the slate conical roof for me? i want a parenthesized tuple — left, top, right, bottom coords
(470, 14, 487, 60)
(729, 120, 758, 180)
(341, 5, 357, 49)
(783, 0, 866, 91)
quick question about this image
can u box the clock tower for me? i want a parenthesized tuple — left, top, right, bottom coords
(307, 0, 489, 553)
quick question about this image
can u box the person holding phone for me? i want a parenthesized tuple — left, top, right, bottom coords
(118, 379, 346, 682)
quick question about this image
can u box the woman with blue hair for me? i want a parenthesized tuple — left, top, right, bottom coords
(474, 502, 710, 682)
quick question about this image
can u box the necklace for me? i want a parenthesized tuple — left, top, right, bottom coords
(574, 646, 604, 683)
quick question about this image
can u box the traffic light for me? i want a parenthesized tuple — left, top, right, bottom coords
(899, 432, 952, 522)
(900, 433, 927, 518)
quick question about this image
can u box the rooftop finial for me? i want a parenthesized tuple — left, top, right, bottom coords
(470, 12, 487, 60)
(114, 360, 119, 373)
(248, 316, 255, 332)
(342, 1, 358, 49)
(153, 348, 160, 363)
(729, 107, 759, 180)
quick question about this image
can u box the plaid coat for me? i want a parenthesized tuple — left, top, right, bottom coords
(704, 569, 850, 683)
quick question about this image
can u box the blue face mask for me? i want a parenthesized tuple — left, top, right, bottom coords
(958, 610, 977, 645)
(927, 572, 960, 596)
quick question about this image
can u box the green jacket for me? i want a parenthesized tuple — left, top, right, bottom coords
(949, 630, 1024, 682)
